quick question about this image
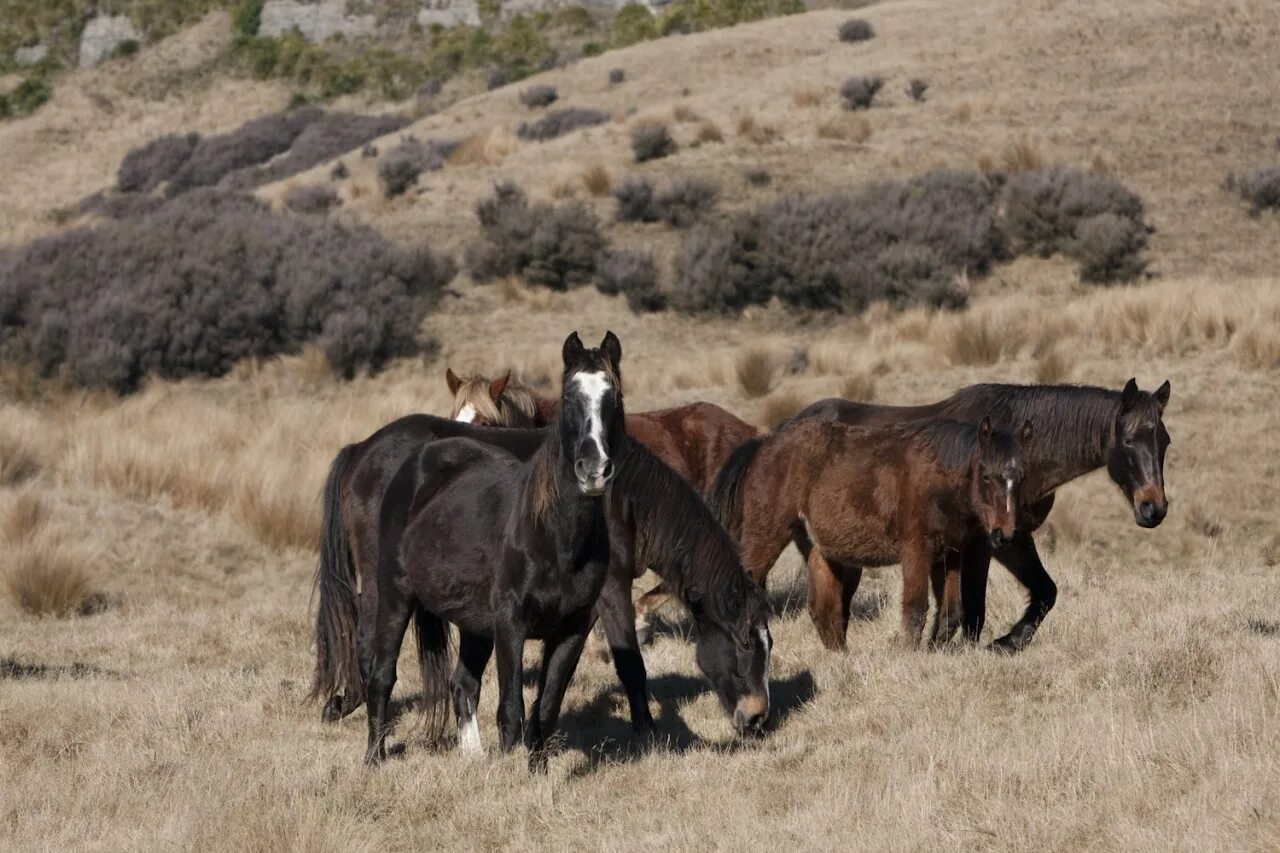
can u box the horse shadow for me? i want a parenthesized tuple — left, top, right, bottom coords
(555, 668, 818, 777)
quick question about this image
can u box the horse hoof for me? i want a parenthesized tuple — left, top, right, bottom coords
(989, 636, 1022, 655)
(321, 695, 345, 723)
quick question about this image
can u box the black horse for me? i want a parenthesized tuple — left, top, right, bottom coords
(714, 379, 1172, 652)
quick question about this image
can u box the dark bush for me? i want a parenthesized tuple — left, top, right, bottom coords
(465, 183, 606, 290)
(1000, 166, 1146, 258)
(77, 191, 168, 220)
(116, 133, 201, 193)
(841, 76, 883, 110)
(0, 190, 455, 392)
(907, 78, 928, 102)
(487, 69, 508, 90)
(519, 84, 558, 108)
(165, 107, 324, 196)
(284, 184, 341, 215)
(362, 143, 378, 158)
(838, 18, 875, 42)
(744, 168, 772, 187)
(224, 111, 409, 189)
(632, 123, 677, 162)
(609, 68, 626, 84)
(418, 78, 443, 97)
(653, 177, 718, 227)
(377, 137, 453, 197)
(1228, 168, 1280, 214)
(1068, 213, 1149, 283)
(596, 250, 665, 312)
(612, 177, 658, 223)
(517, 107, 610, 141)
(330, 161, 349, 180)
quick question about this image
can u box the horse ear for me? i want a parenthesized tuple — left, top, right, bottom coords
(1019, 419, 1033, 445)
(446, 367, 461, 396)
(978, 415, 993, 447)
(562, 331, 585, 366)
(1153, 380, 1171, 411)
(489, 371, 510, 403)
(600, 330, 622, 373)
(1120, 378, 1140, 412)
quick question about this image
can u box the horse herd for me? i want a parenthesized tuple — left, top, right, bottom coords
(310, 331, 1172, 770)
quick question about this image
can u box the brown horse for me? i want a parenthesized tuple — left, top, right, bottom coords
(711, 416, 1031, 650)
(445, 368, 759, 637)
(770, 379, 1172, 652)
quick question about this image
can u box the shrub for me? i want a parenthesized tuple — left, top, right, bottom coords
(745, 168, 771, 186)
(284, 184, 341, 215)
(517, 107, 610, 141)
(612, 176, 658, 222)
(737, 113, 780, 144)
(654, 177, 718, 227)
(596, 250, 665, 312)
(226, 111, 409, 188)
(632, 122, 677, 162)
(165, 107, 325, 196)
(613, 4, 658, 47)
(487, 68, 508, 90)
(465, 183, 605, 290)
(362, 143, 378, 158)
(609, 67, 626, 84)
(736, 348, 775, 398)
(1228, 168, 1280, 214)
(696, 120, 724, 143)
(582, 164, 612, 196)
(841, 76, 883, 110)
(1068, 213, 1149, 283)
(4, 548, 98, 618)
(906, 78, 928, 102)
(330, 161, 349, 180)
(1000, 166, 1147, 260)
(519, 84, 558, 108)
(233, 0, 266, 39)
(838, 18, 875, 42)
(0, 190, 455, 391)
(378, 137, 451, 197)
(418, 78, 443, 97)
(116, 133, 201, 193)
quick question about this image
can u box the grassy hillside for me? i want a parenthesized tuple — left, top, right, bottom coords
(1, 0, 1279, 848)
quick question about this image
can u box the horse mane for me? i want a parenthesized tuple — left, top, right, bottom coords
(899, 419, 983, 470)
(452, 374, 542, 427)
(611, 441, 768, 634)
(524, 425, 561, 523)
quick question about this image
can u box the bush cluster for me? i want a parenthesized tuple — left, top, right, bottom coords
(377, 137, 454, 197)
(631, 123, 677, 162)
(672, 167, 1151, 313)
(841, 76, 883, 110)
(519, 84, 558, 108)
(0, 190, 454, 391)
(284, 183, 340, 215)
(838, 19, 875, 42)
(1227, 168, 1280, 215)
(517, 106, 610, 141)
(612, 176, 717, 227)
(596, 250, 665, 312)
(465, 183, 605, 290)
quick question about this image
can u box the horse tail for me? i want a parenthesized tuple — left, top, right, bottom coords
(412, 603, 454, 745)
(311, 444, 363, 716)
(708, 434, 766, 538)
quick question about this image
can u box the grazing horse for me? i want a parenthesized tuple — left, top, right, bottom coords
(444, 368, 759, 637)
(711, 417, 1030, 650)
(770, 379, 1171, 652)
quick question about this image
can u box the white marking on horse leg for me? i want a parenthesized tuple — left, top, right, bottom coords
(458, 713, 482, 754)
(572, 371, 610, 461)
(634, 611, 652, 645)
(455, 404, 477, 424)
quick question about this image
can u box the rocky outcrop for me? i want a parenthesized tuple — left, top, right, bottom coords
(417, 0, 482, 28)
(79, 16, 140, 68)
(14, 44, 48, 66)
(258, 0, 377, 41)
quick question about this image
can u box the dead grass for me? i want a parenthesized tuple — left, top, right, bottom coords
(757, 389, 808, 428)
(0, 433, 40, 486)
(840, 370, 876, 401)
(4, 545, 97, 617)
(1, 492, 46, 544)
(993, 133, 1049, 173)
(581, 163, 612, 196)
(816, 113, 872, 143)
(1231, 321, 1280, 369)
(735, 348, 776, 398)
(696, 120, 724, 144)
(446, 127, 520, 167)
(548, 173, 577, 198)
(672, 103, 702, 123)
(1035, 345, 1071, 383)
(737, 113, 781, 145)
(793, 87, 823, 107)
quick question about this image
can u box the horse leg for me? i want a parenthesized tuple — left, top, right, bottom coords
(596, 570, 655, 738)
(364, 592, 412, 765)
(806, 549, 852, 651)
(739, 505, 794, 587)
(493, 601, 528, 754)
(452, 631, 493, 755)
(527, 623, 591, 772)
(583, 622, 612, 664)
(928, 558, 946, 647)
(931, 550, 965, 648)
(991, 532, 1058, 654)
(960, 535, 992, 644)
(633, 581, 672, 646)
(898, 542, 932, 650)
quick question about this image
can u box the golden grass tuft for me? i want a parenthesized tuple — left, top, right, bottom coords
(998, 133, 1049, 172)
(672, 103, 702, 123)
(0, 433, 40, 486)
(1186, 503, 1225, 539)
(840, 370, 876, 401)
(230, 476, 319, 553)
(937, 313, 1009, 365)
(1035, 345, 1072, 383)
(446, 127, 520, 167)
(1231, 321, 1280, 369)
(1, 492, 46, 544)
(735, 348, 776, 398)
(696, 120, 724, 144)
(4, 545, 98, 618)
(581, 164, 612, 196)
(816, 114, 872, 143)
(758, 390, 808, 429)
(737, 113, 781, 145)
(792, 87, 822, 107)
(548, 174, 577, 199)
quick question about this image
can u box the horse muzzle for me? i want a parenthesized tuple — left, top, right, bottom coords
(732, 695, 769, 737)
(1134, 498, 1168, 528)
(574, 458, 615, 496)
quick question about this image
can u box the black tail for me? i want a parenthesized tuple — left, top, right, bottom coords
(707, 435, 766, 539)
(311, 445, 363, 715)
(412, 604, 454, 745)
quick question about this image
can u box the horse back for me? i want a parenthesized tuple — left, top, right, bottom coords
(789, 397, 941, 428)
(627, 401, 757, 495)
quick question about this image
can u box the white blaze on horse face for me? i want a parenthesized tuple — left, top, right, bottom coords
(573, 371, 611, 462)
(455, 404, 477, 424)
(1006, 477, 1015, 521)
(458, 713, 482, 754)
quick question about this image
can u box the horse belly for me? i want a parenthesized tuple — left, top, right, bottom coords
(805, 467, 901, 567)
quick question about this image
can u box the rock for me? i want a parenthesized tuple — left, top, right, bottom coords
(259, 0, 377, 41)
(79, 16, 141, 68)
(417, 0, 481, 28)
(14, 44, 48, 67)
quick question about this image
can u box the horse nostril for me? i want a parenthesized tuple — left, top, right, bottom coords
(574, 459, 588, 478)
(1139, 500, 1155, 521)
(601, 460, 615, 481)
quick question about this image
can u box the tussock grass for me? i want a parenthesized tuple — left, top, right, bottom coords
(447, 127, 520, 167)
(4, 544, 98, 618)
(735, 348, 776, 398)
(581, 164, 612, 196)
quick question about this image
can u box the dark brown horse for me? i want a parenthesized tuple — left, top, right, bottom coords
(711, 416, 1030, 649)
(756, 379, 1172, 651)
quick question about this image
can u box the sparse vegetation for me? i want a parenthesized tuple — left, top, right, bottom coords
(517, 107, 610, 141)
(841, 76, 883, 110)
(519, 84, 559, 108)
(608, 67, 626, 84)
(906, 78, 928, 102)
(838, 18, 875, 42)
(816, 114, 872, 143)
(466, 183, 606, 290)
(378, 137, 452, 197)
(1227, 168, 1280, 214)
(632, 122, 678, 162)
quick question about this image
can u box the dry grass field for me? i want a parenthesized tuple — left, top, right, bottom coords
(2, 0, 1280, 849)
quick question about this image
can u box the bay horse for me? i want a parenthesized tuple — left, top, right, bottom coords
(711, 416, 1031, 650)
(444, 368, 759, 640)
(753, 379, 1172, 651)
